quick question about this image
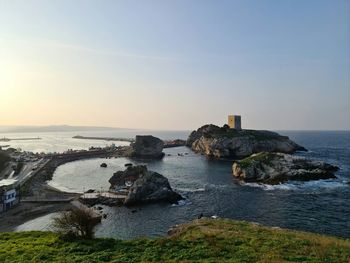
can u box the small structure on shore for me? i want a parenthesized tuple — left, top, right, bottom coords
(80, 165, 182, 207)
(228, 115, 241, 130)
(109, 165, 182, 206)
(186, 123, 306, 159)
(0, 179, 20, 213)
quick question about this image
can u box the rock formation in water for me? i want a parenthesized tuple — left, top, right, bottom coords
(186, 124, 306, 159)
(127, 135, 164, 158)
(232, 152, 338, 184)
(109, 165, 182, 206)
(163, 139, 187, 148)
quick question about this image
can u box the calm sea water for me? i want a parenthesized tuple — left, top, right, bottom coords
(0, 129, 190, 153)
(12, 130, 350, 239)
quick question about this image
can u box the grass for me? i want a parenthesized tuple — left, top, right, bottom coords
(213, 129, 288, 141)
(237, 152, 277, 169)
(0, 218, 349, 262)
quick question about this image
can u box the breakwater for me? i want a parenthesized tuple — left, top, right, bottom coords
(72, 135, 134, 143)
(0, 137, 41, 142)
(21, 147, 129, 196)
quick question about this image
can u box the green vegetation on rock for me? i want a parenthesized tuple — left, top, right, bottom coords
(0, 219, 349, 262)
(213, 129, 288, 141)
(238, 152, 276, 169)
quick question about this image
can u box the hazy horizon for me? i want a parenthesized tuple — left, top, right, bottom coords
(1, 0, 349, 130)
(0, 124, 349, 134)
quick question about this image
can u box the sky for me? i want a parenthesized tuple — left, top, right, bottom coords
(0, 0, 349, 130)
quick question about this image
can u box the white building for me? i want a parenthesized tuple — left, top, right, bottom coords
(0, 179, 20, 213)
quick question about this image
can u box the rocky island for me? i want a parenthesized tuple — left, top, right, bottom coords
(126, 135, 165, 158)
(232, 152, 339, 184)
(187, 124, 306, 159)
(109, 165, 182, 206)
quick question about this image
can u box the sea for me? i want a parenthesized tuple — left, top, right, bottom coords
(3, 129, 350, 239)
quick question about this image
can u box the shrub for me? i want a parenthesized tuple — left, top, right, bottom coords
(52, 207, 99, 239)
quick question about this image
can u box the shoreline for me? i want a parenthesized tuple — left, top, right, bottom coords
(0, 137, 42, 142)
(0, 180, 80, 232)
(0, 201, 74, 232)
(0, 148, 126, 231)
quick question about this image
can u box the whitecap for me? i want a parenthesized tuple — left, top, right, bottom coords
(171, 199, 192, 207)
(176, 187, 206, 193)
(244, 182, 294, 191)
(244, 179, 348, 191)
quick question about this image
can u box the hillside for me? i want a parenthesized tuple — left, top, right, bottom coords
(0, 151, 11, 172)
(0, 219, 349, 262)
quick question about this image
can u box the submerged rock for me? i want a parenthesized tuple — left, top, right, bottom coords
(187, 124, 306, 159)
(100, 163, 107, 168)
(127, 135, 164, 158)
(232, 152, 339, 184)
(109, 165, 182, 206)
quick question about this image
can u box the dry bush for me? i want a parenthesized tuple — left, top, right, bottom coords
(52, 207, 99, 239)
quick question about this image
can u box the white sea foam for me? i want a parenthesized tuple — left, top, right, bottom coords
(244, 182, 294, 191)
(171, 199, 192, 207)
(176, 187, 206, 193)
(244, 179, 348, 191)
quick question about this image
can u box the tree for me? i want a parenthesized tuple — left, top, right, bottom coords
(53, 207, 100, 239)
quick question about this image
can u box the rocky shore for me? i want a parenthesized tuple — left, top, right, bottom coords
(187, 124, 306, 159)
(0, 202, 74, 232)
(232, 152, 339, 184)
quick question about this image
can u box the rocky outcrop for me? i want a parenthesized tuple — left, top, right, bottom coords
(163, 139, 187, 148)
(109, 165, 182, 206)
(187, 124, 306, 159)
(186, 124, 224, 147)
(127, 135, 164, 158)
(232, 152, 338, 184)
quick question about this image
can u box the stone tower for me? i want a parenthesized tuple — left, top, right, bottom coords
(228, 115, 241, 130)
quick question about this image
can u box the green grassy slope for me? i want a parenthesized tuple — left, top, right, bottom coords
(0, 219, 349, 263)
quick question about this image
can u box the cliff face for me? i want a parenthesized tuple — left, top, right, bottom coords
(186, 124, 306, 159)
(232, 152, 339, 184)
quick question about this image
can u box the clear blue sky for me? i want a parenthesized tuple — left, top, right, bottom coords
(0, 0, 349, 130)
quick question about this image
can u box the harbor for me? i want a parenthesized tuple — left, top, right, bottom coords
(0, 137, 41, 142)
